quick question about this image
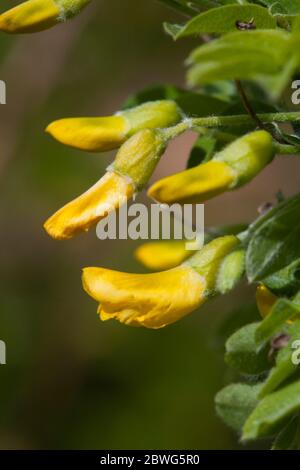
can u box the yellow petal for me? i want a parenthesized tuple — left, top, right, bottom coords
(44, 171, 134, 240)
(46, 116, 128, 152)
(256, 285, 278, 319)
(0, 0, 60, 33)
(135, 240, 191, 270)
(148, 160, 236, 204)
(82, 265, 206, 329)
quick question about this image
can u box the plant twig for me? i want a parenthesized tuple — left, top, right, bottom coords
(235, 80, 267, 131)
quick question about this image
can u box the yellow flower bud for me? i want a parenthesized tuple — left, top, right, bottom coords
(148, 131, 274, 204)
(135, 240, 192, 271)
(148, 160, 236, 204)
(256, 284, 278, 319)
(214, 130, 274, 187)
(82, 235, 239, 329)
(46, 100, 181, 152)
(44, 171, 134, 240)
(46, 116, 127, 152)
(0, 0, 90, 34)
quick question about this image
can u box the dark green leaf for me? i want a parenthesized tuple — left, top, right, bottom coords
(246, 193, 300, 282)
(215, 383, 261, 433)
(255, 293, 300, 348)
(243, 379, 300, 440)
(263, 258, 300, 297)
(272, 416, 300, 450)
(259, 320, 300, 397)
(225, 323, 270, 375)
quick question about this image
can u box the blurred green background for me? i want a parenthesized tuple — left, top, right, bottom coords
(0, 0, 300, 450)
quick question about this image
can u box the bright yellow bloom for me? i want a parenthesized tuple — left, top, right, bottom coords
(0, 0, 90, 34)
(135, 240, 192, 270)
(148, 160, 235, 204)
(82, 235, 240, 329)
(46, 100, 182, 152)
(148, 131, 274, 204)
(256, 284, 278, 319)
(44, 129, 166, 240)
(44, 171, 134, 240)
(82, 265, 206, 329)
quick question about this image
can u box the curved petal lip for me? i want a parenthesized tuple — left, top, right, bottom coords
(44, 171, 134, 240)
(0, 0, 60, 34)
(82, 265, 206, 329)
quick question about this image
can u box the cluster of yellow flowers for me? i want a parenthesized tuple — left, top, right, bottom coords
(0, 0, 277, 328)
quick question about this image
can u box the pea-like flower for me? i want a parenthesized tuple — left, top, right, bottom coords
(148, 130, 274, 204)
(0, 0, 91, 34)
(46, 100, 182, 152)
(82, 235, 241, 329)
(135, 240, 192, 271)
(44, 128, 167, 239)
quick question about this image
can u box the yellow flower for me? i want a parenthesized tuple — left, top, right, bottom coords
(46, 100, 182, 152)
(0, 0, 90, 34)
(44, 171, 134, 240)
(44, 128, 167, 240)
(148, 130, 274, 204)
(256, 284, 278, 319)
(148, 160, 235, 204)
(82, 235, 239, 329)
(135, 240, 192, 270)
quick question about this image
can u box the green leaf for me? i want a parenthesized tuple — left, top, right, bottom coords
(263, 258, 300, 297)
(122, 84, 183, 109)
(187, 30, 293, 98)
(243, 379, 300, 440)
(246, 193, 300, 282)
(259, 320, 300, 397)
(122, 85, 229, 117)
(260, 0, 300, 16)
(187, 135, 217, 168)
(272, 416, 300, 450)
(225, 323, 270, 375)
(255, 293, 300, 349)
(164, 5, 276, 40)
(215, 383, 261, 433)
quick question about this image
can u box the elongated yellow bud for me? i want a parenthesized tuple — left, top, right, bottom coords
(0, 0, 90, 34)
(46, 100, 181, 152)
(148, 131, 274, 204)
(135, 240, 192, 271)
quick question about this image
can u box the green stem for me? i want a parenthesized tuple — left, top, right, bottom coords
(191, 112, 300, 128)
(273, 143, 300, 155)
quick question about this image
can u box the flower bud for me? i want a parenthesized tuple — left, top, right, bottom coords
(256, 284, 278, 319)
(148, 131, 274, 204)
(0, 0, 90, 34)
(113, 128, 166, 190)
(214, 130, 274, 187)
(135, 240, 191, 271)
(46, 100, 181, 152)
